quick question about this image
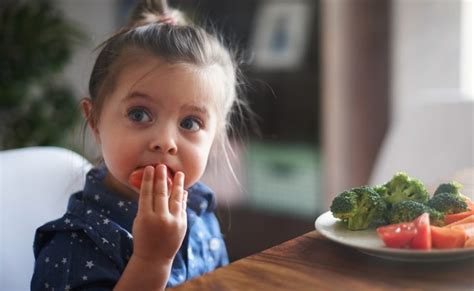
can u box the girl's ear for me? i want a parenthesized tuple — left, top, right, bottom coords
(80, 98, 100, 142)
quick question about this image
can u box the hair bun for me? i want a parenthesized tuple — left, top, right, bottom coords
(129, 0, 188, 27)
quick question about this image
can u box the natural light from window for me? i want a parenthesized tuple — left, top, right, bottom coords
(461, 0, 473, 98)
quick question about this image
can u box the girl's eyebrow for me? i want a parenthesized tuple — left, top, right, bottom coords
(125, 91, 209, 117)
(182, 104, 210, 118)
(124, 91, 152, 101)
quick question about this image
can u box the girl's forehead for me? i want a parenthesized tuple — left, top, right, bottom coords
(115, 56, 225, 108)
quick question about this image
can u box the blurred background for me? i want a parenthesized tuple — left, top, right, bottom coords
(1, 0, 473, 262)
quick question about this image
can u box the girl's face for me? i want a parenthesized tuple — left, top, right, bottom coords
(83, 55, 220, 199)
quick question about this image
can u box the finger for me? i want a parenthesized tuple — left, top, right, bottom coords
(137, 166, 154, 215)
(181, 190, 188, 220)
(169, 172, 185, 215)
(182, 190, 188, 213)
(153, 164, 169, 214)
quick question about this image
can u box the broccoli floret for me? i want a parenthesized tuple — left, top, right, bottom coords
(434, 181, 463, 196)
(428, 192, 468, 214)
(373, 184, 387, 197)
(330, 186, 387, 230)
(389, 200, 427, 224)
(329, 191, 357, 221)
(427, 208, 445, 227)
(380, 172, 429, 206)
(389, 200, 445, 226)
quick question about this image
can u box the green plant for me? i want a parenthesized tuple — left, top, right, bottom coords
(0, 0, 84, 149)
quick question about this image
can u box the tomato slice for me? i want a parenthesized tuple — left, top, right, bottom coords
(410, 213, 432, 250)
(376, 222, 418, 248)
(128, 169, 143, 189)
(128, 166, 173, 190)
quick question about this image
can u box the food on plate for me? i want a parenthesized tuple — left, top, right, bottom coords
(445, 214, 474, 226)
(465, 236, 474, 247)
(377, 212, 474, 250)
(430, 226, 466, 249)
(374, 172, 429, 206)
(376, 222, 417, 248)
(388, 200, 444, 226)
(410, 213, 432, 250)
(329, 186, 387, 230)
(433, 181, 463, 196)
(377, 213, 431, 250)
(326, 171, 474, 251)
(427, 193, 468, 215)
(444, 210, 474, 225)
(330, 172, 473, 231)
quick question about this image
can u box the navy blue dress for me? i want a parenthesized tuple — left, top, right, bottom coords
(31, 167, 228, 290)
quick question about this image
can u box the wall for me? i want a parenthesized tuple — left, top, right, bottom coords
(58, 0, 119, 99)
(321, 0, 391, 208)
(370, 0, 473, 187)
(56, 0, 119, 158)
(390, 0, 462, 122)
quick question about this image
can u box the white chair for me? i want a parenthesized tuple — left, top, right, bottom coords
(0, 146, 92, 291)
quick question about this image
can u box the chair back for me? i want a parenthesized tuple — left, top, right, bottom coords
(0, 147, 92, 291)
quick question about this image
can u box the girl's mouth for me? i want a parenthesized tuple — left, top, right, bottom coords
(128, 165, 174, 190)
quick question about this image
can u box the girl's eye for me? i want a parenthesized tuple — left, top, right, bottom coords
(180, 117, 202, 132)
(127, 108, 152, 123)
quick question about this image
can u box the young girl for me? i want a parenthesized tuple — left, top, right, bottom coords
(31, 0, 245, 289)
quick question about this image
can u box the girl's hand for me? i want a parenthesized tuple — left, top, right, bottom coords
(131, 164, 188, 263)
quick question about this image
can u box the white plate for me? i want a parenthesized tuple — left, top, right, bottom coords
(315, 211, 474, 262)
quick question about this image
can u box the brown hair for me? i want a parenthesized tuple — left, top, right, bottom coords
(85, 0, 249, 177)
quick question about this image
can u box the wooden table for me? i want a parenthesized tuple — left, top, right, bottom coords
(170, 231, 474, 291)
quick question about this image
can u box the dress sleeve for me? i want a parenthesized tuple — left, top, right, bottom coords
(31, 230, 120, 291)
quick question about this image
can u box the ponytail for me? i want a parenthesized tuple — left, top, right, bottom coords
(128, 0, 188, 27)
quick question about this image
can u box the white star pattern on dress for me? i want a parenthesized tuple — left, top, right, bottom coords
(64, 218, 71, 224)
(101, 238, 109, 244)
(86, 209, 92, 214)
(118, 201, 125, 207)
(45, 257, 50, 263)
(71, 232, 78, 239)
(188, 247, 194, 260)
(62, 258, 67, 264)
(103, 218, 110, 225)
(209, 238, 220, 251)
(82, 275, 88, 281)
(65, 285, 71, 291)
(94, 194, 100, 201)
(44, 282, 49, 288)
(85, 260, 95, 269)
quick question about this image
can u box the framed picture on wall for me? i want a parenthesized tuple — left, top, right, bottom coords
(250, 0, 314, 71)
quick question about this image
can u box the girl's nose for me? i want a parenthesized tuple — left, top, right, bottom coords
(149, 131, 178, 155)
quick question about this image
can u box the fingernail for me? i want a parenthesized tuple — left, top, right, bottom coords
(178, 172, 184, 185)
(159, 164, 166, 176)
(145, 165, 154, 176)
